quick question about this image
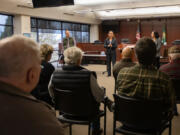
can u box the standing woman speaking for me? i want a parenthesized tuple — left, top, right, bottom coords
(104, 31, 117, 76)
(151, 31, 162, 69)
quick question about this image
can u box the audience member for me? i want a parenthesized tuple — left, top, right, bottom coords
(113, 47, 135, 81)
(160, 46, 180, 115)
(151, 31, 162, 69)
(117, 37, 175, 113)
(31, 44, 55, 105)
(49, 47, 107, 135)
(160, 46, 180, 79)
(0, 35, 64, 135)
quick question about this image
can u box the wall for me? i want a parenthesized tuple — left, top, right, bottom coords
(90, 24, 99, 43)
(14, 15, 31, 35)
(0, 0, 101, 25)
(99, 17, 180, 45)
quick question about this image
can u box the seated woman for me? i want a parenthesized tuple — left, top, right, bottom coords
(31, 44, 55, 106)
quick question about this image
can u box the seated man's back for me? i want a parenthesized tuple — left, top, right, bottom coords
(117, 65, 174, 107)
(0, 82, 64, 135)
(117, 37, 175, 111)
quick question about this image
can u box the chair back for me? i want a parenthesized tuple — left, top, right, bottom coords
(53, 70, 99, 117)
(171, 78, 180, 102)
(113, 94, 165, 130)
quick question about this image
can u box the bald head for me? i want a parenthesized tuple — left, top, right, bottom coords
(65, 30, 70, 38)
(122, 47, 133, 59)
(0, 35, 41, 92)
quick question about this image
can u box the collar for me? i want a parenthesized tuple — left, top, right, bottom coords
(136, 64, 156, 70)
(121, 58, 133, 62)
(171, 58, 180, 63)
(62, 64, 85, 71)
(0, 81, 37, 101)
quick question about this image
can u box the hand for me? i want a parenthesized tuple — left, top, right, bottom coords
(108, 44, 112, 47)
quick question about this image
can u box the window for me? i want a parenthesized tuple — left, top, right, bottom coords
(31, 18, 90, 44)
(31, 18, 90, 63)
(0, 14, 13, 39)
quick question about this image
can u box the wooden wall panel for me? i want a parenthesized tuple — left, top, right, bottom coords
(167, 18, 180, 44)
(119, 20, 137, 44)
(99, 17, 180, 45)
(140, 20, 152, 37)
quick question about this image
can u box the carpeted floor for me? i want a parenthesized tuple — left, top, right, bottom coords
(64, 64, 180, 135)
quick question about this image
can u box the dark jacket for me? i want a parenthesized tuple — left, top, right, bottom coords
(154, 38, 162, 57)
(0, 81, 64, 135)
(31, 60, 55, 105)
(113, 58, 136, 81)
(104, 38, 118, 54)
(49, 65, 105, 103)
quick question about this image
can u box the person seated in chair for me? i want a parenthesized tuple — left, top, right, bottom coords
(0, 35, 64, 135)
(160, 46, 180, 115)
(117, 37, 175, 116)
(31, 44, 55, 106)
(113, 47, 136, 81)
(49, 47, 106, 135)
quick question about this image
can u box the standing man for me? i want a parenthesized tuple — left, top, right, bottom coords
(63, 30, 76, 51)
(104, 31, 117, 77)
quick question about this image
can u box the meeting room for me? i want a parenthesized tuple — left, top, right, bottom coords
(0, 0, 180, 135)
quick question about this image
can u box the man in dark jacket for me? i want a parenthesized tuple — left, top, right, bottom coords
(0, 35, 64, 135)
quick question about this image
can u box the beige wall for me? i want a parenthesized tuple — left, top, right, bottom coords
(0, 0, 101, 41)
(90, 24, 99, 43)
(0, 0, 101, 25)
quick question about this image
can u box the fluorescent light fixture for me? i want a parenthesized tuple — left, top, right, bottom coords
(74, 0, 139, 5)
(96, 6, 180, 18)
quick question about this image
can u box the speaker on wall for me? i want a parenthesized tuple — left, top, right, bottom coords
(32, 0, 74, 8)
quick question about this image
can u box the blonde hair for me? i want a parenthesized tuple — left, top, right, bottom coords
(0, 35, 40, 78)
(40, 44, 53, 61)
(64, 47, 83, 65)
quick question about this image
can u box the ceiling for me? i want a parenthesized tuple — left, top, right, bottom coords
(4, 0, 180, 20)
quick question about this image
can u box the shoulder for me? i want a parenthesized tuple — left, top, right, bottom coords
(119, 65, 136, 73)
(42, 62, 55, 71)
(159, 63, 171, 72)
(157, 69, 171, 83)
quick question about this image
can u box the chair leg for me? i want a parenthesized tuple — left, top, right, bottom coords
(104, 105, 107, 135)
(69, 124, 72, 135)
(113, 113, 116, 135)
(88, 123, 91, 135)
(169, 120, 172, 135)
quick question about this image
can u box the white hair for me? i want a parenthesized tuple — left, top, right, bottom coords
(64, 47, 83, 65)
(169, 53, 180, 60)
(0, 35, 40, 78)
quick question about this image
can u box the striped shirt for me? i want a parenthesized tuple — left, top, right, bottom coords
(117, 64, 175, 109)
